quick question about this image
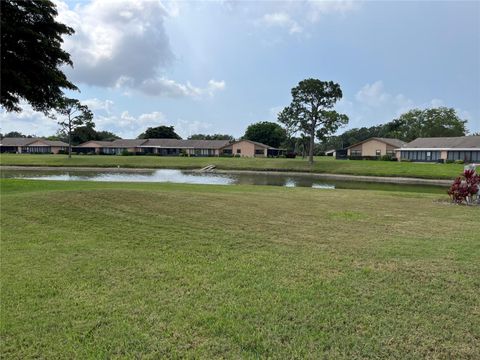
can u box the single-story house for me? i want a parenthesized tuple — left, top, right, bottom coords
(346, 137, 406, 157)
(219, 140, 284, 157)
(73, 140, 118, 154)
(140, 139, 231, 156)
(75, 139, 149, 155)
(76, 139, 231, 156)
(75, 138, 283, 157)
(0, 137, 68, 154)
(396, 136, 480, 163)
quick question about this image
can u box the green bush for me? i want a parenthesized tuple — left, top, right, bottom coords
(454, 159, 465, 164)
(445, 159, 455, 164)
(401, 158, 412, 162)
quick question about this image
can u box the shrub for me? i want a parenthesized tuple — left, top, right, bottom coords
(381, 154, 396, 161)
(454, 159, 465, 164)
(349, 156, 379, 161)
(445, 159, 454, 164)
(285, 153, 296, 159)
(401, 158, 412, 162)
(448, 168, 479, 205)
(121, 150, 132, 156)
(58, 149, 68, 155)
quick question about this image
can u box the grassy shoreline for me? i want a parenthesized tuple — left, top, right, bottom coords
(0, 154, 465, 179)
(1, 179, 478, 358)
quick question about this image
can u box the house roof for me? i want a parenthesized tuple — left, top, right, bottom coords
(77, 140, 115, 147)
(0, 137, 68, 147)
(401, 136, 480, 150)
(222, 139, 278, 149)
(346, 137, 406, 149)
(142, 139, 231, 149)
(109, 139, 148, 147)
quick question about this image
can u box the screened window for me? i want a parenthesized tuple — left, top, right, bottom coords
(351, 150, 361, 156)
(375, 150, 381, 156)
(236, 149, 241, 154)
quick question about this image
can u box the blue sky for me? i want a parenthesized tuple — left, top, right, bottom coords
(2, 0, 479, 138)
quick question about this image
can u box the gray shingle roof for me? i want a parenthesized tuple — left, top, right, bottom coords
(76, 140, 115, 147)
(142, 139, 231, 149)
(222, 140, 277, 149)
(403, 136, 480, 149)
(109, 139, 148, 147)
(346, 137, 406, 149)
(0, 137, 68, 147)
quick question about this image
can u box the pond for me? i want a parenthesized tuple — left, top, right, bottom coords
(1, 168, 448, 194)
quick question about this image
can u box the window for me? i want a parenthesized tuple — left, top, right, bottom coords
(375, 150, 381, 156)
(223, 149, 232, 155)
(236, 149, 241, 154)
(387, 150, 395, 156)
(351, 150, 361, 156)
(255, 149, 264, 155)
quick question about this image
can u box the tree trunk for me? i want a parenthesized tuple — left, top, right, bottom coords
(68, 120, 72, 159)
(308, 126, 315, 164)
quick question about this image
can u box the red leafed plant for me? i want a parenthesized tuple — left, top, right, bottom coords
(448, 168, 480, 205)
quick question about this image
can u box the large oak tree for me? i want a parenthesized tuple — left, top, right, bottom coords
(1, 0, 77, 113)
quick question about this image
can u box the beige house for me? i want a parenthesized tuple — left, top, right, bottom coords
(346, 138, 406, 157)
(219, 140, 283, 157)
(0, 137, 68, 154)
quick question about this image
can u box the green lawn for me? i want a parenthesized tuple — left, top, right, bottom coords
(0, 153, 466, 179)
(1, 179, 479, 358)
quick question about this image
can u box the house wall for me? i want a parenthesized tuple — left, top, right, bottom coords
(232, 141, 256, 157)
(360, 140, 387, 156)
(348, 139, 388, 156)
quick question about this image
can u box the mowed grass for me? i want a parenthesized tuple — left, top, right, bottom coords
(1, 179, 479, 358)
(0, 153, 466, 179)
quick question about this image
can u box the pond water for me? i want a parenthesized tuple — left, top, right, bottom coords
(1, 168, 447, 193)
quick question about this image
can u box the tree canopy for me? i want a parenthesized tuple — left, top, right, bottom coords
(188, 134, 234, 141)
(388, 107, 467, 142)
(1, 0, 78, 113)
(278, 79, 348, 163)
(54, 125, 121, 146)
(1, 131, 35, 139)
(243, 121, 287, 148)
(138, 126, 181, 139)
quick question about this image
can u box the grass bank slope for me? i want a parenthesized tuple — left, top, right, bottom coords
(1, 180, 479, 358)
(0, 154, 465, 179)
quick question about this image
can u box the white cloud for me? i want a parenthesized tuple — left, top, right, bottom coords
(81, 98, 114, 114)
(257, 1, 359, 35)
(355, 80, 390, 107)
(139, 78, 225, 98)
(307, 0, 360, 22)
(0, 103, 58, 137)
(261, 12, 303, 34)
(54, 0, 225, 98)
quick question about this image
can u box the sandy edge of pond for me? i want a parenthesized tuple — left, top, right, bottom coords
(0, 166, 451, 186)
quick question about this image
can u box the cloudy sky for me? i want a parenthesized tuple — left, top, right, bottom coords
(2, 0, 479, 138)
